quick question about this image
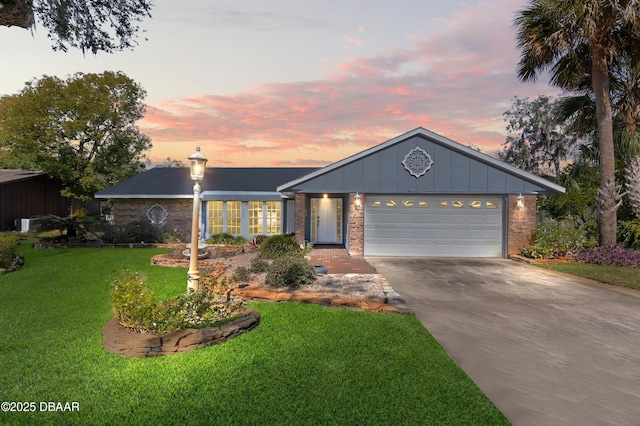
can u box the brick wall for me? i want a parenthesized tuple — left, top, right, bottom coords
(507, 194, 537, 255)
(110, 199, 194, 242)
(294, 193, 306, 243)
(348, 193, 364, 256)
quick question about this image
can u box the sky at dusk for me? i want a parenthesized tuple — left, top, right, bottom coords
(0, 0, 561, 167)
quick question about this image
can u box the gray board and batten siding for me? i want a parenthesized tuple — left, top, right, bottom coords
(278, 131, 561, 195)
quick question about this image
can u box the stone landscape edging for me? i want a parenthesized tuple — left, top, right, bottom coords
(0, 255, 25, 275)
(103, 308, 260, 357)
(235, 286, 413, 314)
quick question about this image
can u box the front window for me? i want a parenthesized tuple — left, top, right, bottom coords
(226, 201, 241, 234)
(266, 201, 281, 234)
(207, 201, 223, 234)
(207, 200, 282, 237)
(249, 201, 263, 234)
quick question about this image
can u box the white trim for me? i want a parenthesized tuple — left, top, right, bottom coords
(94, 194, 193, 199)
(277, 127, 566, 194)
(201, 191, 282, 201)
(202, 191, 282, 197)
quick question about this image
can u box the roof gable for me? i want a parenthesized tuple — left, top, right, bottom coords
(277, 128, 565, 195)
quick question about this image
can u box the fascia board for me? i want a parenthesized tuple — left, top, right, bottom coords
(94, 194, 193, 199)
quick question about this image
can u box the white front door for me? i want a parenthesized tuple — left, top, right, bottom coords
(312, 198, 342, 244)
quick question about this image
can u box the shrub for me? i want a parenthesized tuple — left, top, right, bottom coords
(249, 256, 270, 273)
(122, 221, 163, 243)
(161, 229, 184, 244)
(259, 234, 310, 259)
(618, 219, 640, 249)
(206, 233, 248, 246)
(111, 273, 244, 334)
(99, 221, 163, 244)
(525, 220, 594, 258)
(249, 235, 269, 248)
(0, 234, 19, 268)
(154, 291, 244, 334)
(233, 266, 252, 282)
(571, 245, 640, 267)
(110, 273, 157, 330)
(265, 254, 316, 288)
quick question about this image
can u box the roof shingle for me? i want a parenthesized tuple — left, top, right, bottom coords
(95, 167, 319, 198)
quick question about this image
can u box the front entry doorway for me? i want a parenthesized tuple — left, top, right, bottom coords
(311, 198, 342, 244)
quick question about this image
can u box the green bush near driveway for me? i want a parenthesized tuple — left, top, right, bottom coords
(523, 219, 594, 258)
(0, 243, 508, 425)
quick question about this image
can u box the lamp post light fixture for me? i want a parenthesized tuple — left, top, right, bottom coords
(187, 146, 208, 291)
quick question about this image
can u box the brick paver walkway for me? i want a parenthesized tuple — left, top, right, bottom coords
(308, 246, 377, 274)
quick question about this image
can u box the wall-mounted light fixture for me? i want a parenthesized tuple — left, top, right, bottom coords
(516, 193, 525, 210)
(354, 192, 362, 211)
(323, 193, 328, 199)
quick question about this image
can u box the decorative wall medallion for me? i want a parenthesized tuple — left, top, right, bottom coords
(402, 147, 433, 178)
(146, 203, 169, 225)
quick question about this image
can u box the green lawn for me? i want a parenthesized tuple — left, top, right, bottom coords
(536, 262, 640, 291)
(0, 243, 508, 425)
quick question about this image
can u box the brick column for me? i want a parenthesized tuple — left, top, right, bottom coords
(294, 193, 307, 243)
(348, 193, 364, 256)
(507, 194, 537, 256)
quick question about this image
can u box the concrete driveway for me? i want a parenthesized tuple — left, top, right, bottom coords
(366, 257, 640, 426)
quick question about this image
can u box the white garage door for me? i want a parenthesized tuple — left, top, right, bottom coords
(364, 195, 503, 257)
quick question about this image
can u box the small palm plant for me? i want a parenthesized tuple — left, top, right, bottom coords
(626, 156, 640, 217)
(619, 156, 640, 248)
(33, 208, 94, 241)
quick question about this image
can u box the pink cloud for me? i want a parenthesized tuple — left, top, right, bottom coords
(141, 0, 559, 166)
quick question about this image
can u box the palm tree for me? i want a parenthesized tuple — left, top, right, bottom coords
(514, 0, 640, 246)
(556, 52, 640, 171)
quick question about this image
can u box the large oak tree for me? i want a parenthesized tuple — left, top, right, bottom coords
(0, 0, 153, 54)
(0, 71, 151, 203)
(499, 95, 577, 177)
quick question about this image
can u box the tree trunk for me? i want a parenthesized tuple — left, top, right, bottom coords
(0, 0, 34, 28)
(591, 43, 617, 246)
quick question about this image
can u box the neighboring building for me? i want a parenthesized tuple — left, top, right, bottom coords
(0, 170, 101, 231)
(96, 128, 565, 257)
(0, 170, 69, 231)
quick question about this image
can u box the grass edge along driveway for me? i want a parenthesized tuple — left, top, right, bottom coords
(536, 262, 640, 291)
(0, 244, 508, 425)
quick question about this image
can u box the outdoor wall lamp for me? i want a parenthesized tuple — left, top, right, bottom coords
(187, 146, 208, 291)
(354, 192, 362, 211)
(516, 193, 525, 210)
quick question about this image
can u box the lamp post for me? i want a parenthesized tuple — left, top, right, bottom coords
(187, 146, 207, 291)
